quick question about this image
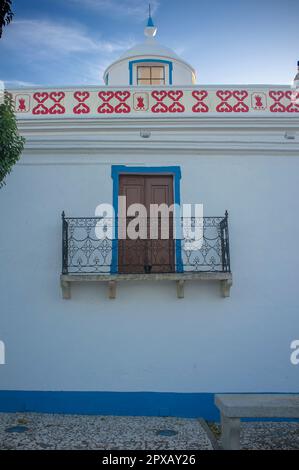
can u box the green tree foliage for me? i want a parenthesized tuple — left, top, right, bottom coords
(0, 0, 13, 38)
(0, 93, 25, 188)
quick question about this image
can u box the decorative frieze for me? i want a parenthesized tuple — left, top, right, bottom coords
(9, 87, 299, 119)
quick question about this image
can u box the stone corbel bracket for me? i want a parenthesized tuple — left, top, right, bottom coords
(60, 272, 232, 300)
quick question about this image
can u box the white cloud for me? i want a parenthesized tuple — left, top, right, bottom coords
(2, 20, 134, 57)
(0, 19, 135, 85)
(67, 0, 159, 19)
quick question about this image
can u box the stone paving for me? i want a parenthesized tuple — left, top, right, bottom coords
(0, 413, 212, 450)
(1, 413, 298, 450)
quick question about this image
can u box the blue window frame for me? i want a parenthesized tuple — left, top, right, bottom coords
(129, 59, 173, 85)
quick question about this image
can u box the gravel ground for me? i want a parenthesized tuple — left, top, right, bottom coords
(208, 421, 299, 450)
(0, 413, 212, 450)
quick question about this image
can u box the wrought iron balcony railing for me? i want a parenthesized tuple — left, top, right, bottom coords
(61, 212, 230, 275)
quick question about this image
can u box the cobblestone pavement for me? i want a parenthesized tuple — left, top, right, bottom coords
(209, 421, 299, 450)
(0, 413, 212, 450)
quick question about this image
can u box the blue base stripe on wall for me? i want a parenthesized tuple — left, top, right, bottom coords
(0, 391, 218, 420)
(0, 392, 298, 422)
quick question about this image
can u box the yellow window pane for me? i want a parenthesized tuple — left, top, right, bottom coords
(152, 78, 165, 85)
(138, 67, 150, 79)
(138, 79, 151, 85)
(151, 67, 164, 79)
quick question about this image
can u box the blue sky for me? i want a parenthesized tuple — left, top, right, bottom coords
(0, 0, 298, 87)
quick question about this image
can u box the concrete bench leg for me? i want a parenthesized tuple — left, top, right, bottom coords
(221, 414, 241, 450)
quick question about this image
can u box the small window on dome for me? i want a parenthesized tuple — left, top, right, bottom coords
(137, 65, 165, 85)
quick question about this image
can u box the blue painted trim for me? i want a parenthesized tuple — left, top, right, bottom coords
(147, 16, 155, 27)
(111, 165, 182, 274)
(0, 391, 216, 420)
(0, 391, 298, 422)
(128, 59, 173, 85)
(174, 171, 183, 273)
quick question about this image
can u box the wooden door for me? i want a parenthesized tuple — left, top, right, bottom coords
(118, 175, 174, 273)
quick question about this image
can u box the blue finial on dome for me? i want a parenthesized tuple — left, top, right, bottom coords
(147, 4, 155, 27)
(147, 16, 155, 27)
(144, 3, 157, 39)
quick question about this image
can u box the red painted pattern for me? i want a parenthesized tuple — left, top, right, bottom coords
(49, 92, 65, 114)
(269, 90, 299, 113)
(285, 90, 299, 112)
(98, 91, 131, 114)
(151, 90, 185, 113)
(25, 88, 299, 116)
(151, 90, 168, 113)
(269, 90, 286, 112)
(32, 91, 65, 115)
(216, 90, 249, 113)
(168, 90, 185, 112)
(73, 91, 90, 114)
(32, 92, 49, 115)
(192, 90, 209, 113)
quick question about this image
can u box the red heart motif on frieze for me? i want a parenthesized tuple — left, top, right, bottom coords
(285, 90, 299, 103)
(286, 103, 299, 112)
(169, 102, 185, 112)
(50, 92, 65, 102)
(49, 104, 65, 114)
(269, 102, 286, 112)
(285, 91, 299, 112)
(32, 104, 49, 115)
(192, 90, 208, 101)
(216, 102, 233, 112)
(115, 102, 130, 113)
(74, 103, 90, 114)
(192, 102, 209, 113)
(216, 90, 233, 101)
(114, 91, 130, 102)
(152, 102, 168, 113)
(233, 101, 249, 112)
(233, 90, 248, 101)
(168, 90, 183, 101)
(98, 91, 114, 102)
(269, 91, 285, 101)
(151, 90, 168, 101)
(74, 91, 90, 102)
(33, 92, 49, 103)
(98, 103, 114, 113)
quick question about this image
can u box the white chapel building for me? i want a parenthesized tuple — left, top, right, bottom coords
(0, 14, 299, 419)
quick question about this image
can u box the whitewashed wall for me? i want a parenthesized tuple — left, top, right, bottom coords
(0, 141, 299, 394)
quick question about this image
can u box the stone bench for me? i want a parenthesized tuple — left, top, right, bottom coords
(215, 394, 299, 450)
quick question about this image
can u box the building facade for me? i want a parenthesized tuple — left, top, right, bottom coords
(0, 16, 299, 419)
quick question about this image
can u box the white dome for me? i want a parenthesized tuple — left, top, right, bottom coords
(118, 42, 182, 62)
(103, 15, 196, 85)
(104, 39, 195, 81)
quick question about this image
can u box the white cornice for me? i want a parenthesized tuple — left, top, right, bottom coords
(15, 114, 299, 158)
(20, 139, 299, 158)
(17, 116, 299, 134)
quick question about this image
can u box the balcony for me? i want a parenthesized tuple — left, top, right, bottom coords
(60, 212, 232, 299)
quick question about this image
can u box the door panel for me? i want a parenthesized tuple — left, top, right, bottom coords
(118, 175, 145, 273)
(146, 176, 174, 273)
(118, 174, 174, 273)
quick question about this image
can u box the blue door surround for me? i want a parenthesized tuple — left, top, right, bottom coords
(111, 165, 183, 274)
